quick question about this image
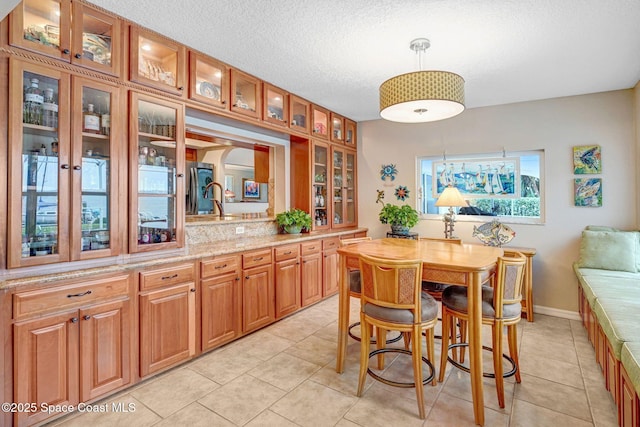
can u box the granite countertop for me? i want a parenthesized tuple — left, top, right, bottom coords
(1, 227, 367, 291)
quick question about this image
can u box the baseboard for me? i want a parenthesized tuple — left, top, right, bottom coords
(533, 305, 581, 321)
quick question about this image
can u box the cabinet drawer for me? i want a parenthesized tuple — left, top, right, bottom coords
(323, 237, 340, 251)
(274, 244, 299, 262)
(301, 241, 321, 256)
(243, 249, 272, 269)
(140, 262, 196, 291)
(201, 255, 240, 278)
(13, 274, 130, 321)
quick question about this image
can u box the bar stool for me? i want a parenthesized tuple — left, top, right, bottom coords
(438, 252, 526, 408)
(356, 253, 438, 419)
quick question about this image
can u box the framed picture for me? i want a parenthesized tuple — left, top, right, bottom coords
(573, 145, 601, 174)
(574, 178, 602, 207)
(242, 178, 260, 199)
(432, 157, 520, 198)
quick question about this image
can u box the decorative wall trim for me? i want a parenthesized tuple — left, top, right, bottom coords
(533, 304, 580, 321)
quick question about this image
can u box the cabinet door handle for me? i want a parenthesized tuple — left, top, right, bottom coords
(235, 277, 240, 281)
(73, 165, 81, 170)
(61, 164, 70, 169)
(62, 48, 70, 55)
(178, 86, 184, 91)
(176, 173, 184, 178)
(214, 264, 227, 269)
(253, 257, 263, 261)
(221, 101, 226, 105)
(70, 317, 78, 323)
(284, 251, 292, 255)
(74, 53, 82, 59)
(83, 315, 91, 321)
(245, 276, 250, 280)
(190, 288, 196, 293)
(161, 274, 178, 280)
(67, 290, 92, 298)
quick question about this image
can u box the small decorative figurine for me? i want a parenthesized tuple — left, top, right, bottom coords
(395, 185, 409, 201)
(376, 189, 385, 205)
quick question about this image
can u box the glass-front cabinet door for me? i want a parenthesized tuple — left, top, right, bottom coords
(263, 83, 288, 127)
(330, 113, 344, 144)
(130, 92, 185, 253)
(188, 51, 228, 109)
(344, 118, 357, 148)
(312, 105, 329, 139)
(70, 77, 121, 260)
(130, 26, 186, 95)
(70, 1, 122, 77)
(312, 140, 330, 230)
(230, 69, 261, 119)
(331, 146, 357, 228)
(10, 0, 71, 61)
(289, 95, 309, 134)
(8, 60, 70, 268)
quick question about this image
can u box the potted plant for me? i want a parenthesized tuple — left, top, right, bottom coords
(275, 208, 312, 234)
(379, 203, 419, 235)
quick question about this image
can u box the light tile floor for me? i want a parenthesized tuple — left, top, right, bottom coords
(47, 295, 618, 427)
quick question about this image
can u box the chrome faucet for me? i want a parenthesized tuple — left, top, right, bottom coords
(202, 181, 224, 217)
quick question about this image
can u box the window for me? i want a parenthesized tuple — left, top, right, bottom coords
(417, 150, 544, 224)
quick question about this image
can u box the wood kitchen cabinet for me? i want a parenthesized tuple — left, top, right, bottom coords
(344, 118, 357, 148)
(130, 26, 186, 95)
(300, 241, 322, 306)
(200, 255, 241, 351)
(312, 140, 330, 230)
(9, 0, 123, 77)
(129, 92, 185, 253)
(7, 60, 122, 267)
(263, 83, 289, 127)
(242, 249, 274, 333)
(274, 244, 300, 318)
(312, 104, 329, 139)
(289, 95, 310, 134)
(230, 69, 261, 119)
(139, 262, 197, 376)
(188, 51, 229, 110)
(331, 146, 357, 228)
(13, 273, 132, 426)
(322, 237, 340, 297)
(330, 112, 344, 144)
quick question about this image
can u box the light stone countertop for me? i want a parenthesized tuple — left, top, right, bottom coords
(1, 227, 367, 291)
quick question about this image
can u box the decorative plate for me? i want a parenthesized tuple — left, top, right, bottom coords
(199, 81, 220, 100)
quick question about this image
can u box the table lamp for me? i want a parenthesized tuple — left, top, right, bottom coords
(435, 186, 468, 238)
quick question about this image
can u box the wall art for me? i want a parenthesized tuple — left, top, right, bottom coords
(395, 185, 409, 201)
(573, 145, 601, 174)
(432, 157, 520, 198)
(242, 178, 260, 199)
(574, 177, 602, 207)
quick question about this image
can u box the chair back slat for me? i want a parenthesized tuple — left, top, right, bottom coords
(492, 252, 526, 318)
(358, 254, 423, 312)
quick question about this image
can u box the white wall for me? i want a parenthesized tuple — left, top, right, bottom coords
(358, 89, 636, 314)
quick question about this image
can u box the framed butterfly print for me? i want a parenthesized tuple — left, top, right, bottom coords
(573, 145, 601, 174)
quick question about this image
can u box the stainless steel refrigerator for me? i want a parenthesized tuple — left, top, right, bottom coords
(186, 162, 215, 215)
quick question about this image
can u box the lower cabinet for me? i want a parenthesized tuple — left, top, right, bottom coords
(13, 273, 132, 426)
(301, 241, 322, 306)
(322, 237, 340, 297)
(201, 255, 242, 351)
(620, 363, 639, 427)
(274, 244, 301, 318)
(139, 262, 196, 377)
(242, 249, 275, 333)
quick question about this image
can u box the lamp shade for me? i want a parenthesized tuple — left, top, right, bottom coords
(380, 70, 465, 123)
(435, 186, 467, 207)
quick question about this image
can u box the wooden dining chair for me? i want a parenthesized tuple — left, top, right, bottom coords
(438, 251, 526, 408)
(356, 253, 438, 419)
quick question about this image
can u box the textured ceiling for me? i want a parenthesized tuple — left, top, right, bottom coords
(79, 0, 640, 122)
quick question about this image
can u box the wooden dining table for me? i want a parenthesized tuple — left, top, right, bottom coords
(336, 238, 503, 426)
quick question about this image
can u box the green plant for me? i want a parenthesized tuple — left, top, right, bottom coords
(275, 208, 312, 233)
(378, 203, 419, 228)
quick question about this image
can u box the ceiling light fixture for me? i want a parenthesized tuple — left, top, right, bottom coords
(379, 38, 465, 123)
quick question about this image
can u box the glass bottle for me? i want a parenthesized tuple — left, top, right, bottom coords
(24, 78, 43, 125)
(83, 103, 101, 134)
(101, 110, 110, 136)
(42, 88, 58, 128)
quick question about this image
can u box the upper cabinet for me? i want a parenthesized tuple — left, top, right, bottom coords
(330, 113, 344, 144)
(312, 104, 329, 139)
(188, 51, 229, 110)
(230, 69, 261, 119)
(344, 118, 357, 148)
(10, 0, 122, 77)
(289, 95, 310, 134)
(263, 83, 288, 127)
(130, 26, 186, 96)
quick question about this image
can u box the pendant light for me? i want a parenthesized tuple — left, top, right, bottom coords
(379, 38, 465, 123)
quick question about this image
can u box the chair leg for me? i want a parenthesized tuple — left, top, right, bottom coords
(376, 327, 386, 370)
(425, 327, 437, 386)
(459, 319, 468, 363)
(493, 320, 505, 408)
(357, 314, 370, 397)
(508, 323, 521, 383)
(403, 332, 411, 350)
(411, 324, 426, 419)
(439, 307, 450, 383)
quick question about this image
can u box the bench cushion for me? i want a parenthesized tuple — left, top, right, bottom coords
(592, 298, 640, 359)
(574, 267, 640, 307)
(621, 342, 640, 395)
